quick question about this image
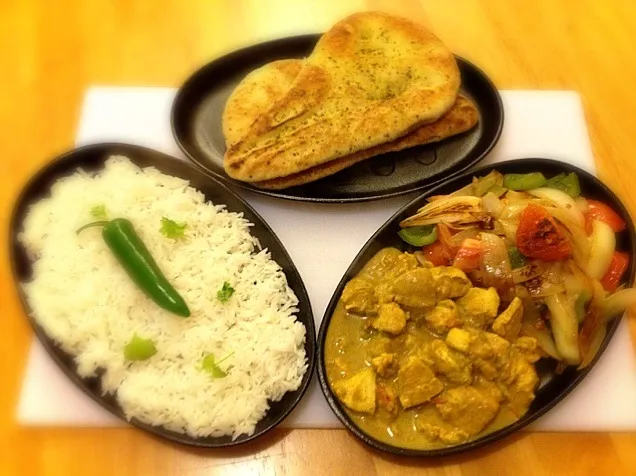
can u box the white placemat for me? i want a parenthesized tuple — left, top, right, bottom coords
(17, 88, 636, 431)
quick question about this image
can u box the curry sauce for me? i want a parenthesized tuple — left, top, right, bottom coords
(325, 247, 541, 450)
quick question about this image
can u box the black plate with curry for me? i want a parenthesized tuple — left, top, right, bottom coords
(316, 158, 636, 456)
(171, 34, 503, 203)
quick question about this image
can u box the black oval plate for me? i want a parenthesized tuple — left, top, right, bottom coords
(172, 34, 503, 203)
(317, 158, 636, 456)
(9, 143, 316, 447)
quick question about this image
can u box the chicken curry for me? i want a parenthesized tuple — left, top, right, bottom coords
(325, 247, 541, 449)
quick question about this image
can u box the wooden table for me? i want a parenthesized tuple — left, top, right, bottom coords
(2, 1, 636, 474)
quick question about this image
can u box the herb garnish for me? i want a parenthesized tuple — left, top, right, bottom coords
(217, 281, 235, 303)
(90, 204, 108, 220)
(201, 352, 235, 378)
(160, 217, 187, 239)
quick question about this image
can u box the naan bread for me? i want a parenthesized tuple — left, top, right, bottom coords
(254, 95, 479, 189)
(224, 12, 460, 182)
(223, 59, 479, 190)
(222, 59, 303, 148)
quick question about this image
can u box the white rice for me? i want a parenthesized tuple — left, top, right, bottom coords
(19, 156, 307, 439)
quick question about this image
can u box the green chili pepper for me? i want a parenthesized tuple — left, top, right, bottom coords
(77, 218, 190, 317)
(398, 225, 438, 247)
(546, 172, 581, 197)
(508, 246, 527, 269)
(502, 172, 547, 191)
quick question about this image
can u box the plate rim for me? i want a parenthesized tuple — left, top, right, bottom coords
(9, 142, 317, 448)
(170, 33, 504, 203)
(315, 157, 636, 456)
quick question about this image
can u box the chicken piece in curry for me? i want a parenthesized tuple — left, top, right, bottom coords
(325, 247, 541, 449)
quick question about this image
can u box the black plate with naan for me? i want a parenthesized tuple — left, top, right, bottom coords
(9, 143, 316, 447)
(171, 34, 504, 203)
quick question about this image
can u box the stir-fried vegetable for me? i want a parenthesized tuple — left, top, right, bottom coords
(547, 207, 590, 269)
(512, 261, 546, 284)
(481, 192, 503, 217)
(473, 170, 504, 196)
(600, 251, 629, 292)
(602, 288, 636, 319)
(400, 196, 485, 229)
(587, 219, 616, 279)
(77, 218, 191, 317)
(421, 241, 448, 267)
(400, 168, 633, 371)
(584, 200, 626, 233)
(545, 293, 580, 364)
(528, 188, 585, 227)
(545, 172, 581, 197)
(508, 247, 527, 269)
(398, 225, 438, 246)
(124, 334, 157, 361)
(453, 238, 483, 272)
(503, 173, 547, 191)
(516, 204, 572, 261)
(574, 290, 592, 323)
(480, 233, 515, 299)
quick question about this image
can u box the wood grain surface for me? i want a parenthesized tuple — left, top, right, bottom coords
(2, 1, 636, 474)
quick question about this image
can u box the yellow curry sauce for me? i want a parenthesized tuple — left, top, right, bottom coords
(325, 247, 542, 449)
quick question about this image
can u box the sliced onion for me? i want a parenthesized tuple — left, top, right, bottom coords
(578, 281, 607, 368)
(449, 182, 476, 198)
(529, 281, 566, 297)
(545, 293, 581, 365)
(480, 232, 515, 301)
(491, 220, 506, 236)
(481, 192, 503, 217)
(602, 288, 636, 319)
(401, 196, 485, 228)
(500, 200, 530, 220)
(451, 228, 481, 247)
(528, 188, 585, 227)
(563, 260, 593, 298)
(415, 195, 482, 214)
(427, 195, 448, 202)
(575, 196, 589, 214)
(522, 323, 563, 360)
(587, 219, 616, 279)
(548, 207, 591, 268)
(498, 219, 519, 243)
(578, 323, 606, 369)
(513, 261, 547, 283)
(472, 170, 504, 196)
(505, 190, 532, 202)
(518, 291, 563, 360)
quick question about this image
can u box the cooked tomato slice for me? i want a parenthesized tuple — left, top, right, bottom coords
(421, 241, 449, 267)
(600, 251, 629, 292)
(585, 199, 626, 234)
(436, 223, 459, 262)
(452, 238, 483, 272)
(516, 204, 572, 261)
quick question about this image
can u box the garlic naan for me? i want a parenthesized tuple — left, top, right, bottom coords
(223, 59, 478, 190)
(224, 12, 461, 183)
